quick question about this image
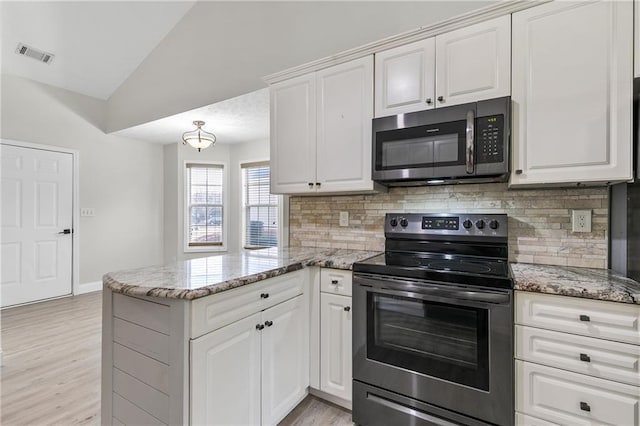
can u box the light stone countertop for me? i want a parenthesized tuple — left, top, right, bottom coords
(511, 263, 640, 305)
(103, 247, 380, 300)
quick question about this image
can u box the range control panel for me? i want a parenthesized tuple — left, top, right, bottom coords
(476, 115, 504, 164)
(385, 213, 508, 238)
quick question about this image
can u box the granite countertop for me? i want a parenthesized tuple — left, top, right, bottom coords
(511, 263, 640, 305)
(103, 247, 379, 300)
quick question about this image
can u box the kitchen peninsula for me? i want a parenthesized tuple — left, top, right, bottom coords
(101, 247, 377, 426)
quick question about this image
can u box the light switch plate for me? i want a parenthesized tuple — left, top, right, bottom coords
(572, 209, 591, 232)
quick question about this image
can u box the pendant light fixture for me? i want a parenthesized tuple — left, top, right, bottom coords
(182, 120, 216, 152)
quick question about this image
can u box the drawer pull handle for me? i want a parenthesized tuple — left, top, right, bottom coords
(260, 293, 269, 299)
(331, 279, 339, 285)
(580, 402, 591, 412)
(579, 314, 590, 322)
(256, 324, 265, 331)
(344, 306, 351, 312)
(579, 353, 591, 362)
(264, 320, 273, 327)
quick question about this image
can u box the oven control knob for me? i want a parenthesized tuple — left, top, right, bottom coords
(462, 219, 472, 229)
(489, 220, 499, 230)
(475, 219, 485, 229)
(399, 218, 409, 227)
(389, 218, 398, 227)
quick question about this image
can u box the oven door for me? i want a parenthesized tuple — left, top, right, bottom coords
(353, 273, 513, 426)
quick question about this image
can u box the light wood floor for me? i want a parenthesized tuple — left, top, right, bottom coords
(1, 291, 352, 426)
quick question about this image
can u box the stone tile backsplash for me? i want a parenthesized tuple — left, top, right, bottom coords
(289, 183, 609, 269)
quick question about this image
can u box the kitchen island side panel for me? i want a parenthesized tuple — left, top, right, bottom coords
(101, 288, 190, 426)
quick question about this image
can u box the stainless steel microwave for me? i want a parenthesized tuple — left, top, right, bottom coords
(372, 96, 510, 185)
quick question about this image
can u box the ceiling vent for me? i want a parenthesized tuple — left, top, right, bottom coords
(15, 43, 54, 65)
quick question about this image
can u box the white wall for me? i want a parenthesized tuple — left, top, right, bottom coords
(107, 1, 495, 132)
(1, 74, 164, 286)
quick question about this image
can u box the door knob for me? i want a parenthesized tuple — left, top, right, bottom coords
(344, 306, 351, 312)
(58, 229, 72, 235)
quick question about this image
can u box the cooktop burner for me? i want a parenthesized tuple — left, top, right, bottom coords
(353, 213, 513, 289)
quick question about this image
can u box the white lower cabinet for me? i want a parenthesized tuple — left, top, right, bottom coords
(320, 292, 352, 401)
(515, 291, 640, 426)
(516, 361, 640, 426)
(191, 295, 308, 426)
(191, 312, 262, 426)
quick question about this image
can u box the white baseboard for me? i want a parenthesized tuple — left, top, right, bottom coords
(309, 388, 352, 411)
(76, 281, 102, 295)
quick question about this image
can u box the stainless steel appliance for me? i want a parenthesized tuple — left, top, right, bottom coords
(372, 97, 510, 186)
(352, 213, 514, 426)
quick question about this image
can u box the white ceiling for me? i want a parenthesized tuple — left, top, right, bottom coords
(114, 88, 269, 145)
(1, 1, 494, 145)
(1, 1, 195, 100)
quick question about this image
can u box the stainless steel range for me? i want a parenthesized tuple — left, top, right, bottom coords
(352, 213, 514, 426)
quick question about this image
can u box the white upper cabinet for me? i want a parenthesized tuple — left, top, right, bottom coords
(316, 57, 374, 193)
(435, 16, 511, 107)
(271, 56, 378, 195)
(374, 15, 511, 118)
(375, 38, 436, 117)
(511, 0, 633, 186)
(270, 74, 317, 194)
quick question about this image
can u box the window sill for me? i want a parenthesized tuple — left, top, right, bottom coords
(184, 245, 227, 254)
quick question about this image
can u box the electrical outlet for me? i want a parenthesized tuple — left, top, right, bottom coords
(339, 211, 349, 227)
(572, 209, 591, 233)
(81, 208, 95, 217)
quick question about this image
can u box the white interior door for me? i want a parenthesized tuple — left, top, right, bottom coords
(1, 144, 73, 307)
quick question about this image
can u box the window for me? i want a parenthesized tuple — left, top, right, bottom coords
(186, 163, 225, 248)
(242, 162, 278, 248)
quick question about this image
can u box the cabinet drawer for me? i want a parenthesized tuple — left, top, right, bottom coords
(515, 412, 560, 426)
(320, 269, 352, 296)
(191, 270, 305, 338)
(516, 291, 640, 344)
(516, 360, 640, 426)
(516, 325, 640, 386)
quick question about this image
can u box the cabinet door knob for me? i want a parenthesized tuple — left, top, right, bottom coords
(579, 314, 590, 322)
(331, 279, 339, 285)
(308, 182, 314, 188)
(515, 169, 523, 175)
(579, 353, 591, 362)
(425, 98, 432, 104)
(344, 306, 351, 312)
(315, 182, 321, 187)
(264, 320, 273, 327)
(580, 402, 591, 412)
(260, 293, 269, 299)
(437, 96, 444, 102)
(256, 324, 265, 331)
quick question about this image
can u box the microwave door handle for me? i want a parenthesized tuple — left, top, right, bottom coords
(466, 110, 475, 174)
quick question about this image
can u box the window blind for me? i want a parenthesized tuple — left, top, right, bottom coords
(242, 163, 278, 248)
(187, 163, 224, 247)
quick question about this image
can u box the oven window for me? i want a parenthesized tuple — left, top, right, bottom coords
(367, 292, 489, 390)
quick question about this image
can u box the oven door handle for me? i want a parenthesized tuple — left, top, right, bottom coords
(356, 276, 511, 305)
